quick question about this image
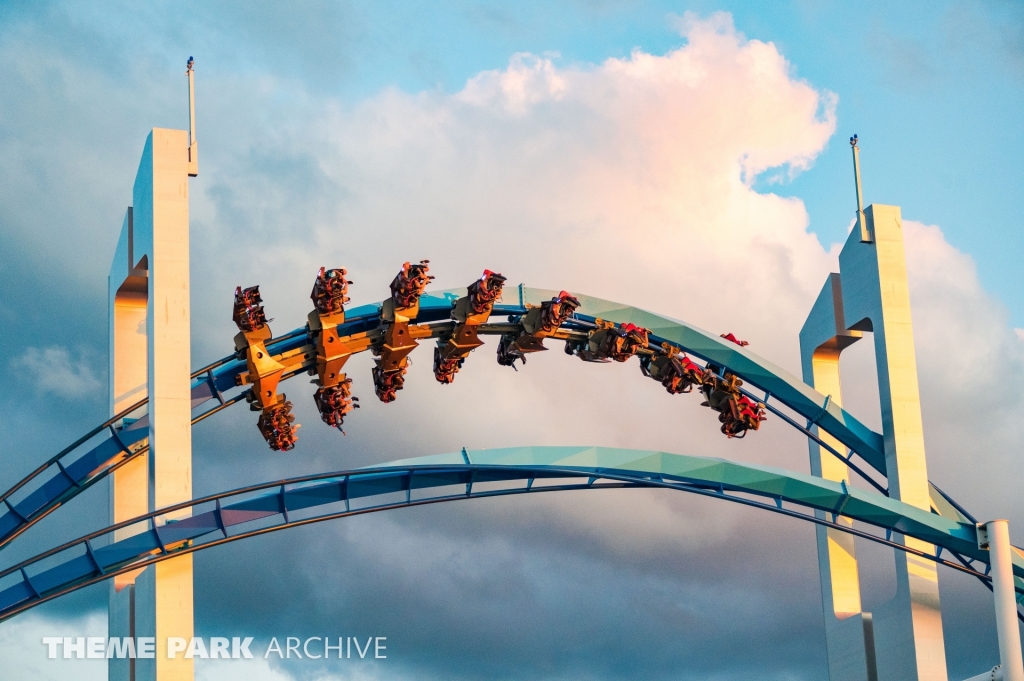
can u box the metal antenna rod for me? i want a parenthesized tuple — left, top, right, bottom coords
(187, 56, 198, 177)
(850, 134, 868, 241)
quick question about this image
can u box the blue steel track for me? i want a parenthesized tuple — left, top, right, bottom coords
(0, 446, 1021, 623)
(0, 287, 1018, 622)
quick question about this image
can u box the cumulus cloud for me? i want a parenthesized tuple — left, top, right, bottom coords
(902, 220, 1024, 522)
(197, 658, 346, 681)
(176, 14, 848, 679)
(0, 611, 106, 681)
(0, 6, 1019, 680)
(192, 11, 836, 367)
(459, 52, 567, 113)
(181, 15, 1021, 677)
(9, 346, 103, 399)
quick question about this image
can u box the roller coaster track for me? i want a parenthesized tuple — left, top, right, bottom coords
(0, 446, 1021, 623)
(0, 287, 893, 548)
(1, 287, 1018, 622)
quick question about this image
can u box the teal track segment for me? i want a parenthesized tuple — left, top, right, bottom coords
(0, 446, 1018, 624)
(519, 287, 887, 475)
(0, 286, 898, 552)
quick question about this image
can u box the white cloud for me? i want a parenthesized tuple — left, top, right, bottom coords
(166, 12, 849, 502)
(197, 657, 295, 681)
(0, 610, 107, 681)
(459, 52, 567, 114)
(169, 12, 845, 579)
(901, 220, 1024, 527)
(1, 8, 1020, 676)
(10, 346, 103, 399)
(198, 657, 394, 681)
(192, 11, 837, 369)
(179, 10, 1024, 545)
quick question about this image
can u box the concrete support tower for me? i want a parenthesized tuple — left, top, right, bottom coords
(108, 60, 198, 681)
(800, 136, 947, 680)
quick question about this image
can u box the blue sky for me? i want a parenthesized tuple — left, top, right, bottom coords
(1, 2, 1023, 680)
(52, 0, 1024, 318)
(4, 1, 1021, 320)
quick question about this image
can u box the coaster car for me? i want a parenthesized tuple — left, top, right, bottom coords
(495, 334, 524, 368)
(434, 270, 507, 383)
(306, 266, 362, 433)
(497, 291, 581, 368)
(233, 285, 298, 449)
(640, 346, 708, 394)
(532, 290, 581, 336)
(700, 373, 766, 438)
(433, 351, 464, 384)
(718, 394, 766, 438)
(372, 363, 406, 403)
(466, 270, 507, 315)
(310, 267, 351, 316)
(374, 260, 434, 402)
(390, 260, 434, 309)
(313, 379, 359, 430)
(233, 285, 268, 332)
(572, 322, 650, 363)
(256, 397, 299, 451)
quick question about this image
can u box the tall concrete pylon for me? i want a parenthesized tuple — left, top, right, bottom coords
(800, 272, 874, 680)
(108, 60, 198, 681)
(800, 138, 947, 680)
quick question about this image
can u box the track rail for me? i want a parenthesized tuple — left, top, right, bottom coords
(0, 287, 965, 555)
(0, 446, 1019, 624)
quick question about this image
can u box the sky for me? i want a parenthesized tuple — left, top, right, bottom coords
(0, 1, 1023, 680)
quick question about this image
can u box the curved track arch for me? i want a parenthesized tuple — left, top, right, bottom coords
(0, 286, 902, 552)
(0, 446, 1021, 624)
